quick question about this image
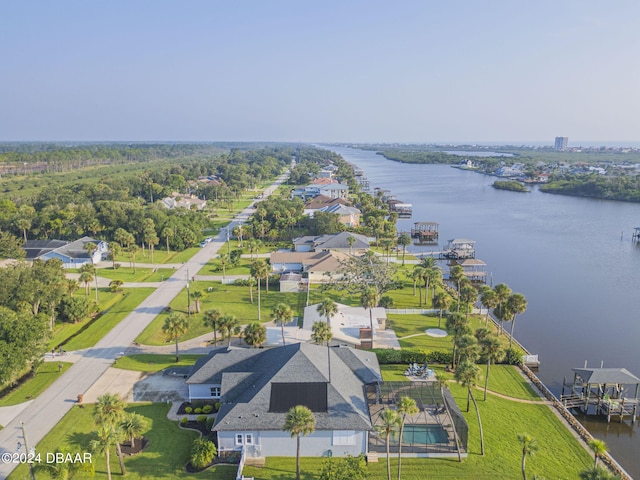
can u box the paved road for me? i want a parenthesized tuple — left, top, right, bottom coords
(0, 171, 288, 479)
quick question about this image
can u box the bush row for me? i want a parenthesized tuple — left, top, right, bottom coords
(371, 348, 452, 365)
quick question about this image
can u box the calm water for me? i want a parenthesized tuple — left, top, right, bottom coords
(327, 146, 640, 477)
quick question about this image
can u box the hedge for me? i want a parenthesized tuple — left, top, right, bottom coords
(371, 348, 452, 365)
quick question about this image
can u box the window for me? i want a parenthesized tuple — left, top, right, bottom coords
(245, 434, 253, 445)
(332, 430, 356, 446)
(210, 386, 221, 397)
(235, 434, 243, 446)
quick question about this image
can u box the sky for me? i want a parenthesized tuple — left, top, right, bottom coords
(1, 1, 639, 144)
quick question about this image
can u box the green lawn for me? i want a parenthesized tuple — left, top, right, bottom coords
(0, 362, 73, 407)
(61, 289, 155, 351)
(113, 354, 204, 373)
(8, 403, 237, 480)
(94, 266, 176, 282)
(111, 247, 199, 265)
(135, 283, 309, 345)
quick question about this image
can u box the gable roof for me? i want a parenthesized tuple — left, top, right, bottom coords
(318, 204, 361, 216)
(189, 344, 380, 432)
(23, 236, 101, 261)
(23, 239, 69, 259)
(304, 195, 350, 210)
(310, 177, 338, 185)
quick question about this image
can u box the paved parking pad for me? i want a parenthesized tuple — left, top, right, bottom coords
(133, 372, 188, 403)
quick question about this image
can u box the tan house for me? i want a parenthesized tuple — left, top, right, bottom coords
(161, 192, 207, 210)
(270, 250, 351, 289)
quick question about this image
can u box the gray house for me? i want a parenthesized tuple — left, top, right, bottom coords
(23, 236, 108, 268)
(185, 343, 381, 458)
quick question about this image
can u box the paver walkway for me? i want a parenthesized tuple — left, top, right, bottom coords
(0, 171, 289, 479)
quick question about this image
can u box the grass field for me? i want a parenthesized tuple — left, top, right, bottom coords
(0, 362, 73, 407)
(94, 267, 176, 282)
(113, 354, 204, 373)
(7, 403, 237, 480)
(111, 247, 199, 265)
(135, 283, 309, 345)
(59, 289, 155, 351)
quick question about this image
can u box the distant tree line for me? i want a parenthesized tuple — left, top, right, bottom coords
(540, 173, 640, 202)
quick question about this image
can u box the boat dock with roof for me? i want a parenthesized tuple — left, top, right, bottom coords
(560, 365, 640, 423)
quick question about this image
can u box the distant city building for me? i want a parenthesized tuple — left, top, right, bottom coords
(555, 137, 569, 150)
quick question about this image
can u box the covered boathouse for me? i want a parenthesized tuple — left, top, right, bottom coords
(560, 367, 640, 423)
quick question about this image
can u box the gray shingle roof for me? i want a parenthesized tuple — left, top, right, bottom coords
(572, 368, 640, 385)
(189, 344, 380, 432)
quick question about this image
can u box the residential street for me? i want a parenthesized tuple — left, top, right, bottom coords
(0, 171, 288, 479)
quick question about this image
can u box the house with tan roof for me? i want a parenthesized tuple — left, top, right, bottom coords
(270, 250, 350, 286)
(160, 192, 207, 210)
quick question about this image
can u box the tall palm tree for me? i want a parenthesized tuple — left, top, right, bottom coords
(493, 283, 512, 335)
(284, 405, 316, 480)
(411, 267, 424, 302)
(79, 271, 93, 297)
(243, 321, 267, 347)
(479, 335, 502, 401)
(361, 287, 379, 348)
(588, 439, 608, 469)
(376, 408, 401, 480)
(128, 244, 140, 273)
(108, 242, 121, 270)
(479, 287, 499, 327)
(316, 298, 338, 329)
(89, 424, 117, 480)
(203, 309, 223, 346)
(311, 321, 332, 345)
(433, 292, 452, 328)
(449, 265, 466, 294)
(218, 253, 229, 280)
(251, 259, 269, 321)
(120, 412, 149, 449)
(163, 312, 189, 362)
(190, 290, 203, 314)
(346, 235, 356, 256)
(517, 433, 538, 480)
(233, 225, 244, 247)
(396, 397, 419, 480)
(219, 314, 240, 346)
(66, 278, 80, 296)
(93, 393, 127, 475)
(397, 233, 411, 265)
(506, 293, 527, 348)
(456, 360, 484, 456)
(272, 303, 293, 346)
(161, 226, 174, 254)
(459, 283, 478, 320)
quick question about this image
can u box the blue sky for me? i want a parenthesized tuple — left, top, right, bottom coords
(1, 1, 639, 144)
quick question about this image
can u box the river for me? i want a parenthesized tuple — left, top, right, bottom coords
(326, 145, 640, 478)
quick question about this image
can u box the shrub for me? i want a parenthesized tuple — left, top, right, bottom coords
(214, 402, 222, 411)
(194, 407, 202, 414)
(190, 438, 217, 470)
(180, 417, 188, 425)
(114, 263, 121, 270)
(425, 351, 453, 364)
(197, 415, 207, 424)
(502, 348, 523, 365)
(379, 296, 395, 308)
(372, 348, 452, 365)
(185, 406, 193, 414)
(202, 405, 213, 414)
(206, 417, 215, 430)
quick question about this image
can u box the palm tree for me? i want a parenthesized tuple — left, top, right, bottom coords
(66, 278, 80, 296)
(316, 298, 338, 329)
(396, 397, 419, 480)
(311, 321, 332, 345)
(433, 292, 452, 328)
(89, 424, 117, 480)
(446, 313, 470, 369)
(376, 408, 401, 480)
(163, 312, 189, 362)
(517, 433, 538, 480)
(379, 237, 394, 264)
(243, 321, 267, 347)
(191, 290, 203, 314)
(79, 271, 93, 297)
(218, 253, 229, 279)
(161, 226, 174, 254)
(203, 309, 223, 346)
(93, 393, 127, 475)
(506, 293, 527, 348)
(120, 412, 149, 449)
(456, 360, 484, 456)
(459, 283, 478, 320)
(272, 303, 293, 346)
(346, 235, 356, 256)
(219, 314, 240, 346)
(493, 283, 512, 335)
(588, 439, 608, 470)
(479, 287, 499, 326)
(284, 405, 316, 480)
(233, 225, 244, 247)
(251, 259, 269, 321)
(449, 264, 466, 295)
(411, 267, 423, 301)
(579, 467, 621, 480)
(108, 242, 121, 270)
(361, 287, 379, 348)
(128, 244, 140, 273)
(479, 335, 502, 401)
(397, 233, 411, 265)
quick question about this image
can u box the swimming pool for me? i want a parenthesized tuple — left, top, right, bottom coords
(402, 425, 449, 445)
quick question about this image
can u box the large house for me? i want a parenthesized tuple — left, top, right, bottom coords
(292, 232, 369, 253)
(23, 236, 108, 268)
(270, 250, 350, 287)
(160, 192, 207, 210)
(185, 343, 381, 458)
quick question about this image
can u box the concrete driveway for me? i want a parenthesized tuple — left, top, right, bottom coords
(133, 372, 189, 403)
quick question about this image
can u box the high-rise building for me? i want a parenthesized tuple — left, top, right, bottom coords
(554, 137, 568, 150)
